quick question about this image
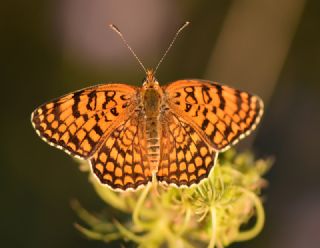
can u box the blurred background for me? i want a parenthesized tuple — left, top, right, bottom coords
(1, 0, 320, 247)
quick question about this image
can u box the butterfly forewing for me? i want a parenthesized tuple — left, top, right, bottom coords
(163, 80, 263, 152)
(158, 112, 217, 187)
(31, 84, 138, 159)
(90, 112, 151, 190)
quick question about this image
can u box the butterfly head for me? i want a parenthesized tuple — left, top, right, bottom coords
(142, 69, 160, 90)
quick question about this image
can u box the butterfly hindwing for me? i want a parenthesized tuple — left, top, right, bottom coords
(163, 80, 263, 152)
(31, 84, 137, 159)
(157, 111, 217, 187)
(90, 112, 152, 191)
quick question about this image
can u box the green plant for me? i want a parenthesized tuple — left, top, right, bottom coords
(72, 149, 271, 248)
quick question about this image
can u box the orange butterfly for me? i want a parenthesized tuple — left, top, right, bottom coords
(31, 22, 263, 191)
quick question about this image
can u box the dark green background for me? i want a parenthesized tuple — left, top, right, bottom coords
(1, 1, 320, 247)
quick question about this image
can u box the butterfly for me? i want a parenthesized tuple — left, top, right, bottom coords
(31, 22, 263, 191)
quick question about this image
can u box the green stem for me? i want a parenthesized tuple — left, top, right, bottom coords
(74, 223, 121, 241)
(235, 188, 265, 242)
(92, 180, 129, 212)
(207, 206, 217, 248)
(71, 200, 101, 227)
(177, 208, 192, 235)
(113, 220, 144, 243)
(133, 183, 152, 228)
(161, 223, 179, 248)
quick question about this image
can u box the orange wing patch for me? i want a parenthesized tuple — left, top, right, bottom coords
(164, 80, 263, 152)
(31, 84, 137, 158)
(157, 112, 217, 187)
(90, 113, 151, 191)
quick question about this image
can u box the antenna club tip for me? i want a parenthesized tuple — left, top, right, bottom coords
(109, 24, 120, 32)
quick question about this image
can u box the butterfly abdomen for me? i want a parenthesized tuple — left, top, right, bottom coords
(145, 117, 161, 173)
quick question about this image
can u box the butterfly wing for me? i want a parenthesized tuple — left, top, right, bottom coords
(90, 112, 151, 191)
(163, 80, 263, 152)
(157, 111, 217, 187)
(31, 84, 137, 159)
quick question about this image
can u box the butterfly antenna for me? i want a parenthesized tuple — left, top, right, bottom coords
(109, 24, 147, 73)
(154, 21, 190, 74)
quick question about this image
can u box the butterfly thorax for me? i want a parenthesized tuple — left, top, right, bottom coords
(141, 69, 163, 116)
(141, 70, 163, 173)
